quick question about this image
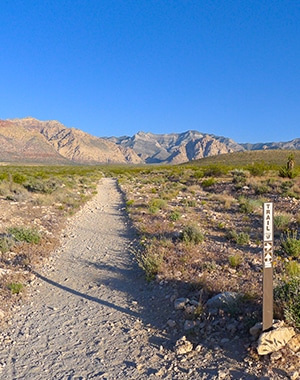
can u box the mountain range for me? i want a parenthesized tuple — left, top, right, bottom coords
(0, 117, 299, 165)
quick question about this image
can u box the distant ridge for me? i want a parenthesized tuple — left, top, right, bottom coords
(0, 117, 299, 164)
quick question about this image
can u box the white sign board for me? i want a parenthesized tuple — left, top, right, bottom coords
(263, 202, 273, 242)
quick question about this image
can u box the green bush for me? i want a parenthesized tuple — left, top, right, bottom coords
(274, 276, 300, 327)
(226, 230, 250, 245)
(23, 178, 60, 194)
(280, 231, 300, 258)
(228, 253, 243, 268)
(8, 227, 41, 244)
(280, 180, 294, 196)
(238, 197, 262, 214)
(0, 234, 15, 253)
(274, 213, 292, 232)
(285, 260, 300, 277)
(148, 198, 167, 213)
(203, 164, 228, 177)
(12, 173, 27, 184)
(246, 161, 268, 176)
(169, 210, 181, 221)
(201, 178, 216, 188)
(231, 169, 247, 187)
(180, 225, 204, 244)
(7, 282, 24, 294)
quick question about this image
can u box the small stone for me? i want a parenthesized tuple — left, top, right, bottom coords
(184, 320, 197, 331)
(270, 350, 282, 362)
(287, 333, 300, 353)
(220, 338, 230, 344)
(175, 336, 193, 355)
(249, 322, 262, 339)
(257, 327, 295, 355)
(195, 344, 203, 352)
(206, 292, 240, 310)
(174, 298, 189, 310)
(167, 319, 176, 328)
(291, 371, 299, 380)
(218, 369, 228, 379)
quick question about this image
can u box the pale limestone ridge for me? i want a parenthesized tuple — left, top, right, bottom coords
(4, 118, 142, 164)
(108, 130, 245, 163)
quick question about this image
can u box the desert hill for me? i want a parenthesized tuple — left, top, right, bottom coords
(2, 118, 142, 164)
(0, 117, 299, 164)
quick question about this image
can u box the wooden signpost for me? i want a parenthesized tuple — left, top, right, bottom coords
(263, 202, 274, 331)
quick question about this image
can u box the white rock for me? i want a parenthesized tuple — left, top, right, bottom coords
(206, 292, 240, 310)
(257, 327, 296, 355)
(175, 336, 193, 355)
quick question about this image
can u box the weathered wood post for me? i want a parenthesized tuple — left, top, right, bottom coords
(262, 202, 274, 331)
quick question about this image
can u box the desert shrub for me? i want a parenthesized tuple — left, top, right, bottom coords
(246, 161, 268, 176)
(0, 173, 8, 182)
(274, 213, 292, 232)
(285, 260, 300, 277)
(12, 173, 27, 184)
(7, 282, 24, 294)
(126, 199, 134, 207)
(169, 210, 181, 221)
(253, 183, 269, 195)
(148, 198, 167, 214)
(279, 166, 297, 179)
(136, 242, 164, 281)
(5, 188, 29, 202)
(0, 234, 16, 253)
(180, 225, 204, 244)
(194, 170, 204, 179)
(203, 164, 228, 177)
(280, 230, 300, 258)
(228, 253, 243, 268)
(280, 180, 294, 196)
(201, 178, 216, 188)
(8, 227, 41, 244)
(238, 196, 262, 214)
(24, 178, 60, 194)
(231, 169, 247, 187)
(226, 230, 250, 245)
(274, 276, 300, 327)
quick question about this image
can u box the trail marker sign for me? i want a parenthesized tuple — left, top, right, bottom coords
(263, 202, 274, 331)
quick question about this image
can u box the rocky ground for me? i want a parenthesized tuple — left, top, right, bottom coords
(0, 178, 299, 379)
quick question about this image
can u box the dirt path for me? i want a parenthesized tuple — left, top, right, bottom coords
(0, 179, 288, 379)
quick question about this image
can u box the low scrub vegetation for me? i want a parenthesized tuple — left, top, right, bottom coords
(114, 152, 300, 328)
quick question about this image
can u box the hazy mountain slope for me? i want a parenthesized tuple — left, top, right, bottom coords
(2, 117, 300, 165)
(7, 118, 142, 164)
(108, 130, 245, 163)
(0, 120, 69, 163)
(241, 139, 300, 151)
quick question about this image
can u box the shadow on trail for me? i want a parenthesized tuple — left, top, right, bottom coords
(32, 270, 140, 319)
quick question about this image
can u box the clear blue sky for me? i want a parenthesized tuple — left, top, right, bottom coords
(0, 0, 299, 143)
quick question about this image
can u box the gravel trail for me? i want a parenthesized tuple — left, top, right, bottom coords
(0, 178, 284, 379)
(0, 178, 178, 379)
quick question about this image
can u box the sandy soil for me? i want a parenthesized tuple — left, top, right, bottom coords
(0, 179, 290, 379)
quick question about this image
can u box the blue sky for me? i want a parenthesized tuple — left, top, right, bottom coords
(0, 0, 299, 143)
